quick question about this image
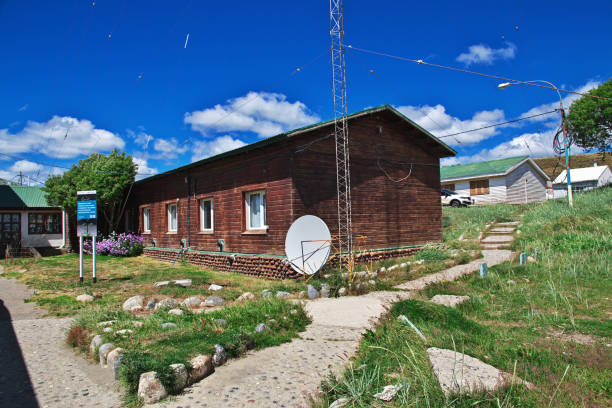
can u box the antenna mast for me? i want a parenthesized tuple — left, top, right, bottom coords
(329, 0, 353, 272)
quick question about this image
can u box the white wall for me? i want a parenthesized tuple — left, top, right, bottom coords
(505, 161, 547, 204)
(598, 167, 612, 187)
(20, 210, 64, 248)
(450, 177, 506, 205)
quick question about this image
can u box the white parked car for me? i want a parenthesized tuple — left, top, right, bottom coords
(441, 189, 474, 207)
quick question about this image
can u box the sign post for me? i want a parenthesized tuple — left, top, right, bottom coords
(77, 191, 98, 283)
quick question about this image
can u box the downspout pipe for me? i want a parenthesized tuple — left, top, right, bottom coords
(186, 175, 191, 247)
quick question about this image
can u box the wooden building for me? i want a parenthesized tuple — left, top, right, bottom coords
(441, 156, 549, 205)
(129, 105, 456, 278)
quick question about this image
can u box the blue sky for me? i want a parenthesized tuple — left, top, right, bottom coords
(1, 0, 610, 184)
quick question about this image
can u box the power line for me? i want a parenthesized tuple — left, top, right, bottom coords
(437, 109, 559, 138)
(347, 45, 612, 102)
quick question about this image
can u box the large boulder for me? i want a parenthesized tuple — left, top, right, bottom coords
(276, 291, 291, 298)
(168, 308, 183, 316)
(106, 348, 124, 373)
(169, 363, 188, 392)
(204, 296, 224, 307)
(137, 371, 168, 404)
(320, 284, 330, 298)
(181, 296, 202, 308)
(212, 344, 227, 367)
(307, 285, 319, 299)
(208, 284, 223, 291)
(174, 279, 192, 288)
(98, 343, 115, 365)
(76, 294, 94, 303)
(236, 292, 255, 302)
(155, 298, 179, 310)
(122, 295, 144, 311)
(89, 334, 104, 355)
(189, 355, 214, 383)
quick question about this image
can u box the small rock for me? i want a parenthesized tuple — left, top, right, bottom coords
(212, 344, 227, 366)
(106, 348, 124, 372)
(237, 292, 255, 302)
(18, 269, 26, 273)
(181, 296, 202, 308)
(307, 285, 318, 299)
(388, 264, 399, 271)
(517, 230, 521, 235)
(204, 296, 224, 307)
(297, 291, 306, 299)
(145, 299, 156, 309)
(189, 355, 214, 383)
(153, 281, 170, 287)
(161, 322, 177, 329)
(415, 259, 425, 265)
(255, 323, 268, 333)
(122, 295, 144, 311)
(262, 289, 272, 298)
(116, 329, 133, 335)
(168, 308, 183, 316)
(155, 298, 179, 309)
(329, 398, 349, 408)
(400, 263, 407, 268)
(214, 318, 227, 326)
(103, 327, 112, 333)
(320, 284, 330, 298)
(76, 294, 94, 303)
(174, 279, 192, 288)
(209, 284, 223, 291)
(132, 321, 144, 328)
(338, 287, 347, 296)
(89, 334, 103, 355)
(170, 363, 188, 392)
(322, 274, 331, 279)
(430, 295, 470, 308)
(374, 384, 402, 401)
(138, 371, 168, 404)
(97, 320, 116, 327)
(289, 309, 298, 315)
(507, 280, 516, 285)
(276, 291, 291, 298)
(98, 343, 115, 365)
(380, 266, 386, 272)
(528, 256, 536, 262)
(368, 280, 376, 286)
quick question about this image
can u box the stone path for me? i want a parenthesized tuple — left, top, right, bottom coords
(160, 234, 517, 407)
(0, 278, 121, 408)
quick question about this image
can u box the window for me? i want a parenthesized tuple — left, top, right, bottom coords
(143, 208, 151, 232)
(441, 183, 455, 191)
(200, 199, 214, 231)
(245, 190, 267, 230)
(0, 213, 20, 242)
(470, 179, 490, 195)
(167, 203, 178, 232)
(28, 213, 60, 234)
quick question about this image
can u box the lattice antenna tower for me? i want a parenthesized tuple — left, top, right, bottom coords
(329, 0, 353, 271)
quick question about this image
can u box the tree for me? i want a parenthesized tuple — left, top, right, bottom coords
(566, 79, 612, 153)
(44, 150, 137, 234)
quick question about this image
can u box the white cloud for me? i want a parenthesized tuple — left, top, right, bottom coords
(153, 137, 187, 159)
(185, 92, 320, 138)
(396, 104, 507, 145)
(456, 43, 516, 66)
(0, 116, 125, 159)
(132, 157, 158, 180)
(191, 135, 247, 162)
(10, 160, 43, 173)
(18, 104, 29, 112)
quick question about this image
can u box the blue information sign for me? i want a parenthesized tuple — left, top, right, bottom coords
(77, 200, 97, 220)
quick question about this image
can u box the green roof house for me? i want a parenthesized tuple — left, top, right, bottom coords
(0, 185, 67, 251)
(441, 156, 550, 204)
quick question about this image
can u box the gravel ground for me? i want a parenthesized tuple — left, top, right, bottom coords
(0, 278, 121, 408)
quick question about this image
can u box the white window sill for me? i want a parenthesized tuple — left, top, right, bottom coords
(197, 230, 215, 235)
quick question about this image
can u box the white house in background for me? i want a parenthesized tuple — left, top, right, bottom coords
(552, 165, 612, 198)
(440, 155, 549, 205)
(0, 185, 68, 255)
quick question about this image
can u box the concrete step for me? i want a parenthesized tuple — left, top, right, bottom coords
(495, 221, 520, 226)
(481, 235, 514, 244)
(489, 227, 515, 233)
(481, 243, 509, 250)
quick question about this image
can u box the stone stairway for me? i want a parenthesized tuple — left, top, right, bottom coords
(480, 221, 519, 250)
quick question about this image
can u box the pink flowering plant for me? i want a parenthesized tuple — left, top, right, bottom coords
(83, 232, 144, 257)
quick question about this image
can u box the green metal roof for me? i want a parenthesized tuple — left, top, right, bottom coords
(136, 104, 456, 185)
(441, 156, 529, 181)
(0, 185, 55, 208)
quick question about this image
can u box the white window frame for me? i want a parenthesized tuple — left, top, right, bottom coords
(245, 190, 267, 230)
(143, 208, 151, 232)
(167, 203, 178, 232)
(199, 198, 214, 232)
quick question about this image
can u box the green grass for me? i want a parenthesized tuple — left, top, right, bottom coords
(315, 187, 612, 408)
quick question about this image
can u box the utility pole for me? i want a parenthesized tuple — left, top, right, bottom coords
(329, 0, 353, 273)
(560, 108, 574, 207)
(18, 171, 23, 186)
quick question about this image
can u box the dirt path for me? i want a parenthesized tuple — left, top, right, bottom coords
(0, 278, 122, 408)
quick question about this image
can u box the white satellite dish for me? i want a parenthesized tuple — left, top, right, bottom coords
(285, 215, 332, 275)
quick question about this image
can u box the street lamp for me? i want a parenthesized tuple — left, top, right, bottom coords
(498, 80, 573, 207)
